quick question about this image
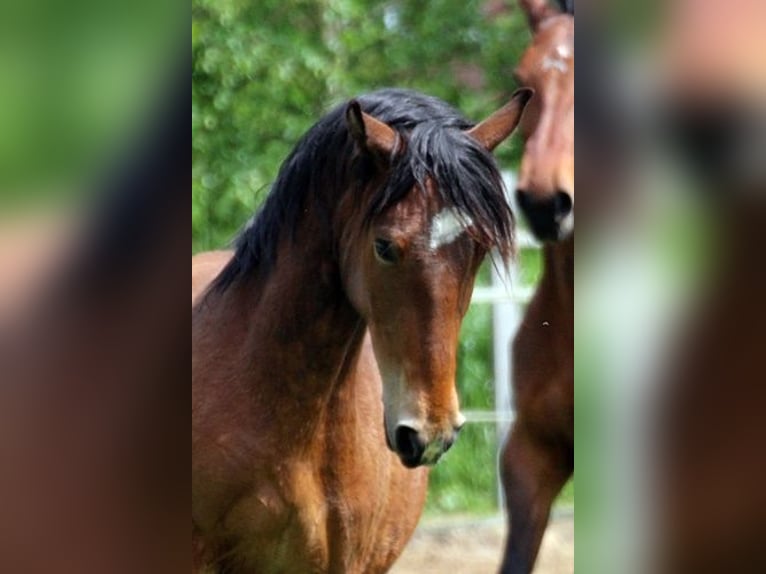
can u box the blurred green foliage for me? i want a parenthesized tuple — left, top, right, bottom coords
(192, 0, 569, 516)
(0, 0, 182, 198)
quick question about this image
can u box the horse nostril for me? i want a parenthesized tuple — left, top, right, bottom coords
(394, 425, 425, 467)
(554, 190, 573, 219)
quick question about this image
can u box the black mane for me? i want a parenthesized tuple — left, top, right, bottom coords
(212, 88, 514, 292)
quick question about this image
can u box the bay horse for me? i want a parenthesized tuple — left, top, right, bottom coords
(499, 1, 574, 572)
(192, 87, 531, 573)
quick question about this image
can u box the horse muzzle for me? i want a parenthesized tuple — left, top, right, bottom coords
(390, 422, 464, 468)
(516, 188, 574, 241)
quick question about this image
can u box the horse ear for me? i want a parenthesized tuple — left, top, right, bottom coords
(520, 0, 559, 30)
(346, 100, 401, 159)
(466, 88, 533, 152)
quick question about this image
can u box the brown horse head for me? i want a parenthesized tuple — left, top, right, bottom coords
(338, 89, 531, 467)
(515, 0, 574, 241)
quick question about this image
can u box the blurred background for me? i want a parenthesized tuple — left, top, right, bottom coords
(0, 0, 187, 571)
(575, 1, 766, 573)
(0, 0, 182, 205)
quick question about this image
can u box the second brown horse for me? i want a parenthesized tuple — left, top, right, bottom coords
(499, 1, 574, 572)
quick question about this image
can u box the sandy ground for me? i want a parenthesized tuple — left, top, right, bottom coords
(390, 510, 573, 574)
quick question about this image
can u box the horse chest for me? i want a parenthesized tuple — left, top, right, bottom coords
(225, 461, 384, 573)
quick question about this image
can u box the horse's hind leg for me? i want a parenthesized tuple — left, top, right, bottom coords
(498, 421, 572, 574)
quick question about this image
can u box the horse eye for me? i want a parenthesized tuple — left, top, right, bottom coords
(373, 238, 398, 264)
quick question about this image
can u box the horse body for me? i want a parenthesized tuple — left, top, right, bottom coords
(192, 251, 427, 573)
(192, 89, 529, 573)
(499, 2, 574, 572)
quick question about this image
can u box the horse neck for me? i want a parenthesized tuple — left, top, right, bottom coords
(542, 234, 573, 314)
(200, 209, 367, 435)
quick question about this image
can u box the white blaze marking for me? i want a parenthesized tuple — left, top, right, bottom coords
(556, 44, 572, 59)
(429, 208, 472, 250)
(541, 44, 572, 73)
(542, 56, 569, 73)
(559, 210, 574, 238)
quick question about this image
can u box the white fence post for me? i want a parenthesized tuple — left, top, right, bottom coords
(492, 258, 521, 508)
